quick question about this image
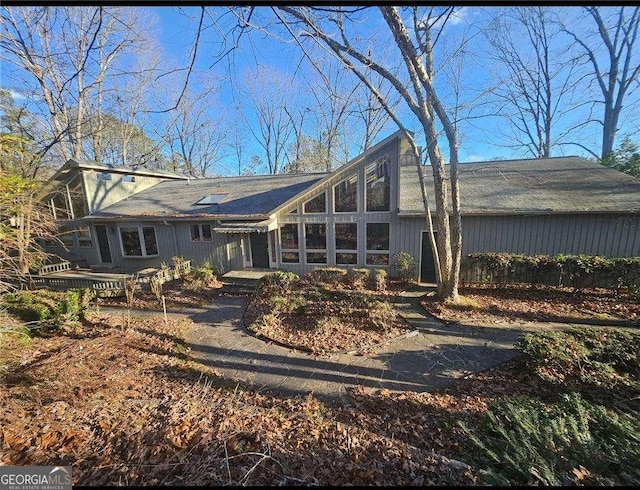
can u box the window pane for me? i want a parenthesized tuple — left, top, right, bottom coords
(77, 225, 92, 247)
(336, 253, 357, 265)
(303, 193, 326, 213)
(281, 224, 299, 249)
(365, 157, 391, 212)
(121, 228, 142, 256)
(68, 176, 89, 218)
(59, 225, 74, 247)
(306, 252, 327, 264)
(190, 224, 201, 241)
(334, 174, 358, 212)
(143, 227, 158, 255)
(201, 225, 212, 241)
(52, 193, 71, 220)
(366, 223, 389, 250)
(335, 223, 357, 250)
(282, 251, 299, 263)
(305, 223, 326, 250)
(366, 253, 389, 266)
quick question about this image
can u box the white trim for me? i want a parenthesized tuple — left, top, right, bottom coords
(118, 225, 159, 258)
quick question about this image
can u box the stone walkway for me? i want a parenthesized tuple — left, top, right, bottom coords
(183, 291, 565, 402)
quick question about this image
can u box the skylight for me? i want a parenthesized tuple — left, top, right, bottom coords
(195, 193, 229, 205)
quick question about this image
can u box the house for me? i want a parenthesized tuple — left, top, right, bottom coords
(44, 131, 640, 282)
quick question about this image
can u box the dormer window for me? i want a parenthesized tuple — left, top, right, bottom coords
(123, 175, 135, 183)
(195, 194, 229, 205)
(97, 172, 112, 181)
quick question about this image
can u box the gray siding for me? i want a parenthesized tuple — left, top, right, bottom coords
(400, 214, 640, 271)
(75, 220, 244, 273)
(82, 170, 169, 213)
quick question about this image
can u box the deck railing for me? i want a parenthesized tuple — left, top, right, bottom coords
(28, 259, 192, 297)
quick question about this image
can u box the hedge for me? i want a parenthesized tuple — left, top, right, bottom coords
(460, 253, 640, 291)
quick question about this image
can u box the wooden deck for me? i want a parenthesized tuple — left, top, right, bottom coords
(28, 261, 191, 297)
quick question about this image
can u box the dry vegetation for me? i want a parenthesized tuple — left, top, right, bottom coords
(422, 284, 640, 326)
(244, 269, 413, 355)
(1, 309, 482, 486)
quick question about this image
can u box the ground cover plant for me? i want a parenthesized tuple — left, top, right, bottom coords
(243, 268, 412, 355)
(2, 285, 637, 486)
(422, 284, 639, 326)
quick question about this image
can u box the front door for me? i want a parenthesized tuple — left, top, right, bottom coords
(420, 230, 437, 283)
(95, 224, 112, 263)
(249, 232, 270, 268)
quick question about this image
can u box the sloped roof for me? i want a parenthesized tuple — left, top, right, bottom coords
(89, 172, 327, 220)
(51, 158, 189, 181)
(399, 156, 640, 215)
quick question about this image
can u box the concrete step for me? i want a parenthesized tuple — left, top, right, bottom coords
(220, 282, 258, 296)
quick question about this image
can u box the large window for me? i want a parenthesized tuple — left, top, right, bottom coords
(120, 226, 158, 257)
(303, 193, 326, 214)
(334, 174, 358, 213)
(366, 222, 389, 266)
(190, 224, 212, 242)
(365, 156, 391, 212)
(305, 223, 327, 263)
(280, 223, 300, 263)
(335, 223, 358, 265)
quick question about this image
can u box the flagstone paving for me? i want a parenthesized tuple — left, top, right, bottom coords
(184, 292, 566, 401)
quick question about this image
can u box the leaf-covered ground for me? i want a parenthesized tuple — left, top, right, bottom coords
(243, 273, 413, 355)
(1, 311, 484, 486)
(96, 278, 222, 310)
(422, 284, 640, 326)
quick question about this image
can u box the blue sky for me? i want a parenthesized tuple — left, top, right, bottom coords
(148, 5, 637, 165)
(2, 5, 639, 174)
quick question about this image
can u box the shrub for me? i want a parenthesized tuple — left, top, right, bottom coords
(2, 288, 94, 333)
(517, 328, 640, 387)
(461, 252, 640, 292)
(269, 294, 307, 315)
(259, 271, 299, 289)
(371, 268, 387, 292)
(392, 251, 417, 283)
(348, 268, 370, 289)
(365, 300, 396, 331)
(306, 267, 348, 286)
(460, 393, 640, 486)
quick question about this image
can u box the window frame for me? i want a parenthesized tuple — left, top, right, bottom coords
(304, 222, 327, 264)
(334, 222, 358, 265)
(333, 174, 359, 213)
(365, 222, 390, 266)
(190, 223, 213, 242)
(364, 156, 391, 213)
(119, 225, 159, 258)
(302, 192, 327, 214)
(280, 223, 301, 263)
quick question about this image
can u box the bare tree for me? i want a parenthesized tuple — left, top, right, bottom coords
(562, 6, 640, 159)
(268, 6, 464, 300)
(161, 88, 228, 177)
(240, 65, 296, 174)
(1, 6, 153, 166)
(487, 7, 579, 158)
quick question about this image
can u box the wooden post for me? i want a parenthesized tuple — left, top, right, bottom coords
(162, 295, 167, 327)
